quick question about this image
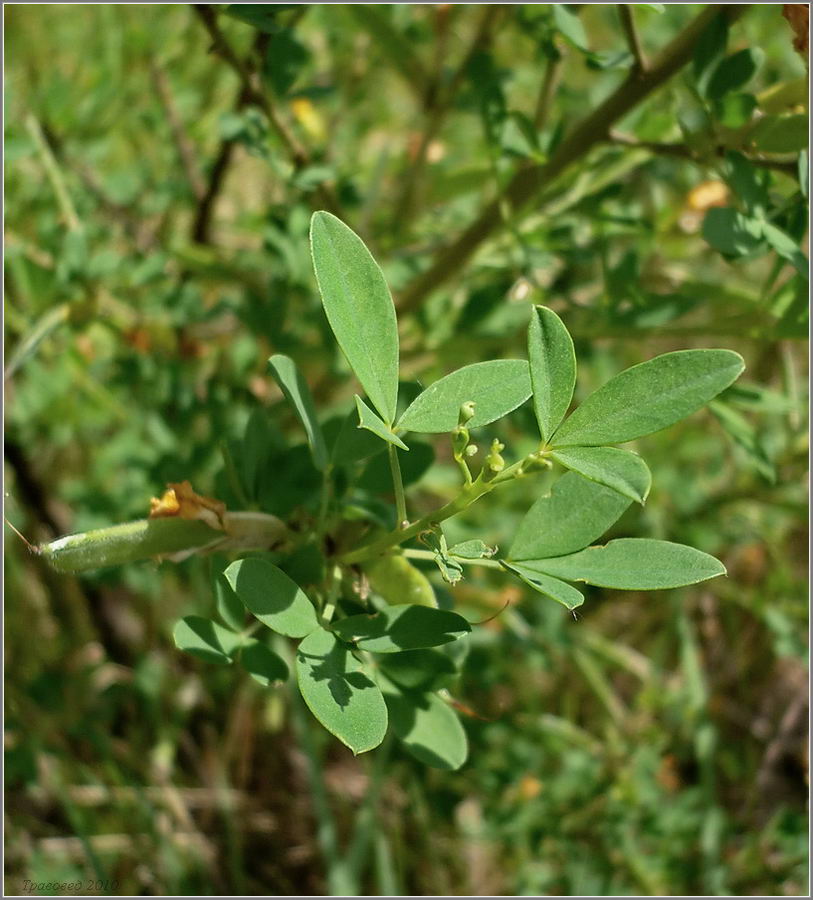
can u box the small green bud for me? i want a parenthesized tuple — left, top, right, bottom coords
(458, 401, 476, 427)
(465, 444, 478, 457)
(484, 438, 505, 477)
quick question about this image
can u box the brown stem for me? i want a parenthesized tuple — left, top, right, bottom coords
(533, 51, 563, 132)
(618, 4, 648, 75)
(193, 4, 343, 216)
(150, 59, 207, 201)
(396, 4, 749, 314)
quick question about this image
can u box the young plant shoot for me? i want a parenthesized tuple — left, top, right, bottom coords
(37, 212, 745, 767)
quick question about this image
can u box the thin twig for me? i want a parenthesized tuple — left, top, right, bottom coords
(533, 50, 563, 132)
(192, 82, 252, 244)
(193, 4, 342, 216)
(608, 130, 800, 177)
(618, 4, 648, 75)
(392, 5, 505, 233)
(150, 59, 206, 200)
(396, 5, 749, 314)
(25, 113, 80, 232)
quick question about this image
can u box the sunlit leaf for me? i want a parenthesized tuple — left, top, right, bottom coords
(268, 354, 329, 470)
(397, 360, 531, 433)
(310, 211, 399, 424)
(551, 350, 744, 447)
(296, 628, 387, 754)
(509, 471, 631, 561)
(380, 676, 468, 770)
(364, 555, 437, 608)
(355, 395, 408, 450)
(502, 562, 585, 610)
(224, 557, 318, 638)
(528, 306, 576, 442)
(550, 447, 651, 504)
(525, 538, 726, 589)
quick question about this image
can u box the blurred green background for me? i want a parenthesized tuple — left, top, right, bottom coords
(5, 4, 808, 895)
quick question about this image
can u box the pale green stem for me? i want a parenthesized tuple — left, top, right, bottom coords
(402, 547, 503, 570)
(337, 456, 529, 566)
(25, 113, 81, 232)
(388, 443, 408, 528)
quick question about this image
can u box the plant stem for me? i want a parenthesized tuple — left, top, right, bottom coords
(337, 457, 528, 566)
(388, 444, 408, 528)
(533, 50, 563, 132)
(402, 547, 503, 570)
(397, 4, 748, 314)
(25, 113, 81, 232)
(607, 131, 800, 177)
(618, 4, 648, 75)
(193, 4, 343, 217)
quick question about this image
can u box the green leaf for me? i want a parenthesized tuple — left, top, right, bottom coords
(761, 222, 808, 280)
(799, 151, 808, 199)
(693, 12, 728, 96)
(296, 628, 387, 754)
(377, 649, 457, 692)
(310, 211, 399, 424)
(268, 354, 329, 470)
(528, 306, 576, 442)
(173, 616, 242, 664)
(364, 555, 437, 608)
(526, 539, 726, 589)
(215, 570, 246, 631)
(240, 641, 289, 685)
(421, 528, 463, 585)
(550, 447, 651, 505)
(329, 408, 387, 466)
(224, 557, 318, 638)
(709, 400, 776, 483)
(706, 48, 763, 101)
(501, 562, 585, 610)
(722, 152, 768, 216)
(702, 208, 764, 257)
(331, 604, 471, 653)
(262, 28, 309, 97)
(397, 360, 531, 433)
(749, 114, 808, 154)
(448, 540, 497, 560)
(715, 92, 756, 129)
(509, 471, 631, 561)
(380, 678, 468, 770)
(551, 349, 745, 447)
(355, 396, 408, 450)
(552, 5, 589, 52)
(226, 4, 296, 32)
